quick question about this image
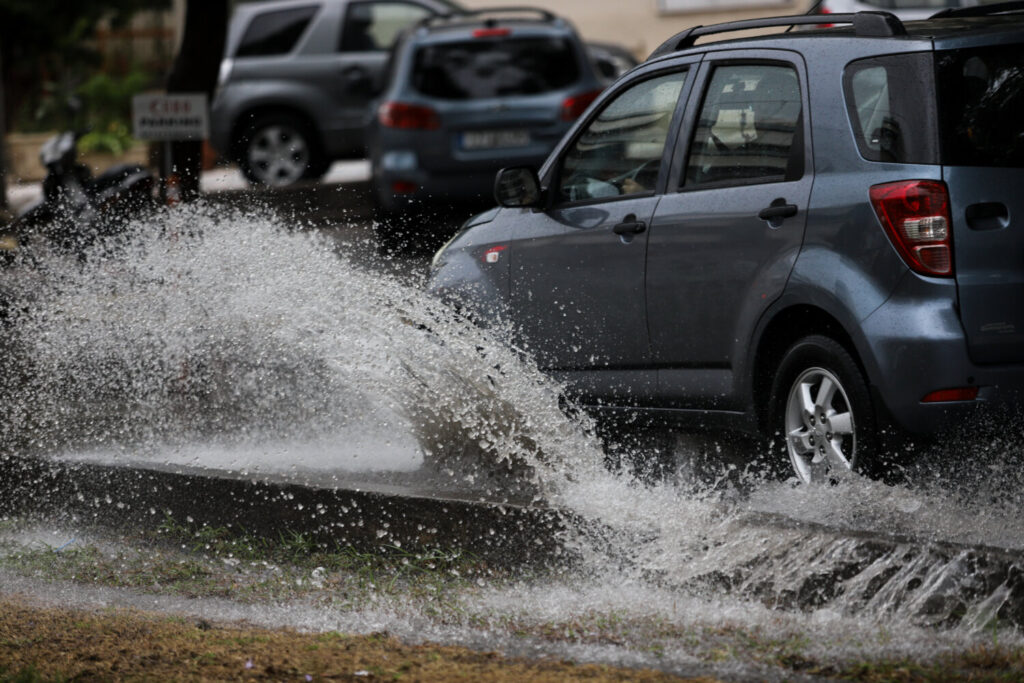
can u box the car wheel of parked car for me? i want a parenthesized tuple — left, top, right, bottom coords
(238, 114, 325, 187)
(769, 335, 876, 483)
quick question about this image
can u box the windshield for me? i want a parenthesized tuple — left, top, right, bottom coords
(411, 37, 580, 99)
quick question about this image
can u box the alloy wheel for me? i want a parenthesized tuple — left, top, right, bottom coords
(246, 124, 310, 186)
(784, 366, 857, 483)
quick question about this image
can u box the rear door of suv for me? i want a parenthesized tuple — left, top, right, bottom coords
(936, 38, 1024, 365)
(647, 50, 813, 407)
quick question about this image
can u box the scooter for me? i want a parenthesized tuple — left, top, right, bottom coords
(9, 127, 157, 256)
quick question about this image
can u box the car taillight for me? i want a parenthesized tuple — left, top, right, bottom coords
(560, 89, 603, 121)
(870, 179, 954, 277)
(817, 7, 834, 28)
(473, 27, 510, 38)
(378, 102, 440, 130)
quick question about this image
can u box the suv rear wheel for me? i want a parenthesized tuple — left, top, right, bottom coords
(237, 113, 325, 187)
(769, 335, 876, 483)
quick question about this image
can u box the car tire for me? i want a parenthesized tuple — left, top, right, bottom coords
(237, 114, 325, 187)
(768, 335, 878, 483)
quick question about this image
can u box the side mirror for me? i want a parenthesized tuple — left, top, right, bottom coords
(494, 166, 542, 208)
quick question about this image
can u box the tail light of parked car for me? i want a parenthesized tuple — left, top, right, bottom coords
(817, 6, 834, 28)
(472, 27, 511, 38)
(378, 102, 441, 131)
(560, 89, 604, 121)
(870, 180, 954, 277)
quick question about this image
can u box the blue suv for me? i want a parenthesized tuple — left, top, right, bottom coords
(428, 5, 1024, 482)
(368, 8, 604, 248)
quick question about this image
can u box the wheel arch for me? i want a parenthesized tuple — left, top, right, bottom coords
(750, 304, 869, 433)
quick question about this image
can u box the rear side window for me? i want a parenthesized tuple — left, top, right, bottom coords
(411, 37, 581, 99)
(937, 44, 1024, 168)
(339, 2, 432, 52)
(685, 63, 803, 188)
(843, 53, 938, 164)
(236, 5, 318, 57)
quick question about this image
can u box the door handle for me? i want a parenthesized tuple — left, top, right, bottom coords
(758, 201, 798, 222)
(613, 214, 647, 235)
(966, 202, 1009, 231)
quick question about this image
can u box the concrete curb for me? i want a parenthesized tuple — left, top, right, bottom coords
(4, 453, 1024, 629)
(0, 455, 572, 568)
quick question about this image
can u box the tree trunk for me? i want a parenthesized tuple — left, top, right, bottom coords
(0, 52, 7, 213)
(165, 0, 228, 202)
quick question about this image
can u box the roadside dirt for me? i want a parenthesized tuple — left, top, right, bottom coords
(0, 596, 709, 682)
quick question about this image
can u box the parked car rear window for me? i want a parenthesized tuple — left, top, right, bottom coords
(411, 37, 580, 99)
(843, 53, 939, 164)
(936, 44, 1024, 168)
(237, 5, 318, 57)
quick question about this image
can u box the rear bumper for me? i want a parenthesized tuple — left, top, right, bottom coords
(860, 279, 1024, 435)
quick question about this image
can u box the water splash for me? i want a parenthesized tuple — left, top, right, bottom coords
(1, 201, 607, 500)
(3, 200, 1024, 665)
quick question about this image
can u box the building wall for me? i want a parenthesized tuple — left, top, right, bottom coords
(457, 0, 815, 59)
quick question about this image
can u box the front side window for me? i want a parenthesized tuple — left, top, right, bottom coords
(685, 63, 803, 188)
(340, 2, 432, 52)
(557, 71, 686, 203)
(237, 5, 319, 57)
(412, 37, 580, 99)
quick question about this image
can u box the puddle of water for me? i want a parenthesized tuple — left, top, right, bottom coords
(3, 201, 1024, 676)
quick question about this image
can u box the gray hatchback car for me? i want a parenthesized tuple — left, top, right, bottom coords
(368, 9, 605, 227)
(428, 5, 1024, 482)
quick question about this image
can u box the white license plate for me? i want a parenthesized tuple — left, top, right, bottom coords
(461, 129, 530, 150)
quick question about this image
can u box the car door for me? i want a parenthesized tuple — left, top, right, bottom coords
(647, 53, 813, 407)
(302, 0, 437, 151)
(507, 67, 694, 402)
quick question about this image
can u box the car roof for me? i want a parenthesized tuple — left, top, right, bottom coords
(407, 7, 577, 43)
(644, 9, 1024, 62)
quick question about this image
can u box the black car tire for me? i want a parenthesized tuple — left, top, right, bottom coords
(237, 113, 326, 187)
(768, 335, 878, 483)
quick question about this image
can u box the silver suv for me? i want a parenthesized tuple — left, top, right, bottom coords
(210, 0, 459, 186)
(429, 6, 1024, 483)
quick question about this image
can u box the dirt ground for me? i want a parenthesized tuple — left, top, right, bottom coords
(0, 596, 712, 682)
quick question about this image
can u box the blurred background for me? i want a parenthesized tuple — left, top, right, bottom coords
(0, 0, 817, 216)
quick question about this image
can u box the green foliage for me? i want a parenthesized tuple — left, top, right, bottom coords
(75, 69, 150, 154)
(1, 0, 170, 136)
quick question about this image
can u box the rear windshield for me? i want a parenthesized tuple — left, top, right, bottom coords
(411, 37, 580, 99)
(843, 52, 939, 164)
(936, 44, 1024, 168)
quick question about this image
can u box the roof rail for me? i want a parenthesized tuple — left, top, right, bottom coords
(417, 6, 558, 29)
(648, 11, 905, 59)
(931, 0, 1024, 18)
